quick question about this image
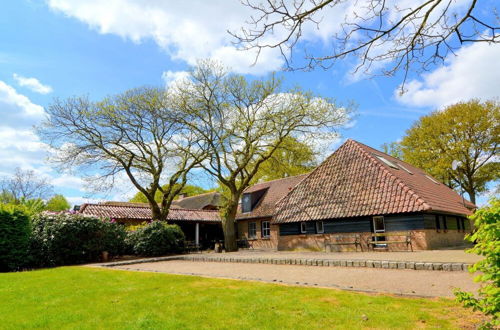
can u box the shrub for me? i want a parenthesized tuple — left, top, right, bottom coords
(455, 198, 499, 328)
(0, 205, 30, 272)
(29, 213, 127, 267)
(127, 221, 184, 256)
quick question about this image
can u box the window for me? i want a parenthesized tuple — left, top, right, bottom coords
(316, 221, 324, 234)
(425, 175, 440, 184)
(242, 194, 252, 213)
(435, 215, 441, 231)
(442, 216, 448, 231)
(300, 222, 307, 234)
(374, 154, 399, 169)
(397, 163, 413, 174)
(261, 221, 271, 238)
(456, 217, 462, 231)
(248, 222, 257, 239)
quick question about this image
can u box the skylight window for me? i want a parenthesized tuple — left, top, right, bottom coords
(425, 175, 440, 184)
(374, 154, 398, 169)
(397, 163, 413, 174)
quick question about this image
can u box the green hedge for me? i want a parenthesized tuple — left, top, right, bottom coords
(29, 213, 128, 267)
(127, 221, 184, 256)
(0, 206, 31, 272)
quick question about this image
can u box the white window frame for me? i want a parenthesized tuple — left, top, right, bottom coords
(248, 222, 257, 239)
(316, 221, 324, 234)
(261, 221, 271, 238)
(300, 222, 307, 234)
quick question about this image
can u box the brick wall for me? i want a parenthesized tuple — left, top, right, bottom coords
(237, 218, 278, 249)
(424, 229, 469, 249)
(276, 229, 468, 251)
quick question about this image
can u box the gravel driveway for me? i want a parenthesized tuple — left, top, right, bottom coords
(111, 260, 480, 297)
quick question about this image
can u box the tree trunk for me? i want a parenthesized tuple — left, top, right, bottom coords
(466, 190, 476, 205)
(221, 198, 239, 252)
(150, 203, 167, 222)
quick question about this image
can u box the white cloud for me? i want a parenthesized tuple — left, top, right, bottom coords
(47, 0, 285, 75)
(161, 70, 190, 87)
(51, 173, 85, 188)
(0, 81, 97, 204)
(0, 81, 46, 122)
(13, 73, 53, 94)
(395, 42, 500, 108)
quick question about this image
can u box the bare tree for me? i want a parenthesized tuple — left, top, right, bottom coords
(0, 167, 53, 202)
(232, 0, 499, 88)
(171, 60, 351, 251)
(39, 87, 206, 221)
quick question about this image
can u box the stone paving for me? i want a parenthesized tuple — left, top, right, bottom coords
(99, 249, 480, 272)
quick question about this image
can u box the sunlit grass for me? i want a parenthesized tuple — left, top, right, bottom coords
(0, 266, 480, 329)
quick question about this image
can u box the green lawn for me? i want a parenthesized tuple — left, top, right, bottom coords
(0, 267, 479, 329)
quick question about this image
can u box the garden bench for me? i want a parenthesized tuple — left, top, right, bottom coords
(368, 232, 413, 251)
(185, 241, 201, 253)
(237, 238, 253, 249)
(324, 234, 362, 252)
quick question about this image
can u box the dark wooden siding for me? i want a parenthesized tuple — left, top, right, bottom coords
(463, 217, 471, 230)
(446, 216, 458, 230)
(324, 219, 371, 233)
(278, 213, 424, 236)
(279, 222, 301, 235)
(423, 214, 436, 229)
(384, 214, 424, 231)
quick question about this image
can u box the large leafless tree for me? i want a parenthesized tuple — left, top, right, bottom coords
(0, 167, 53, 202)
(39, 87, 206, 221)
(171, 60, 351, 251)
(232, 0, 499, 87)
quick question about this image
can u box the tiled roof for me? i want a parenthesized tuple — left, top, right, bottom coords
(79, 203, 221, 222)
(171, 192, 221, 210)
(274, 139, 475, 223)
(237, 174, 308, 220)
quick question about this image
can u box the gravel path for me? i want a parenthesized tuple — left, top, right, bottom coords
(111, 260, 480, 297)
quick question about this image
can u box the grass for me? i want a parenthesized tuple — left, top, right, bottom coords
(0, 266, 480, 329)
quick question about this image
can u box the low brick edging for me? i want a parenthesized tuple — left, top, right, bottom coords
(101, 255, 472, 272)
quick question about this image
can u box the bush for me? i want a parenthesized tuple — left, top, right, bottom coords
(455, 198, 500, 328)
(0, 206, 30, 272)
(29, 213, 128, 267)
(127, 221, 184, 256)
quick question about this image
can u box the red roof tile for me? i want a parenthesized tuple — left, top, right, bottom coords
(274, 139, 475, 223)
(171, 192, 221, 210)
(79, 203, 221, 222)
(237, 174, 308, 220)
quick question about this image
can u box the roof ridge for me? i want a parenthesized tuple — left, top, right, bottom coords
(176, 191, 220, 200)
(172, 208, 220, 213)
(84, 203, 220, 213)
(350, 139, 426, 173)
(250, 173, 309, 186)
(350, 140, 431, 211)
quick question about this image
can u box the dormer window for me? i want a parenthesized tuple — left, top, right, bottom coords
(374, 154, 398, 169)
(425, 175, 440, 184)
(241, 188, 268, 213)
(242, 194, 252, 213)
(397, 163, 413, 174)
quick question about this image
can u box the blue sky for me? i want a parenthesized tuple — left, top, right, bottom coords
(1, 1, 498, 206)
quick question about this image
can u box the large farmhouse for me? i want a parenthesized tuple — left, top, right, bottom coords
(80, 139, 475, 251)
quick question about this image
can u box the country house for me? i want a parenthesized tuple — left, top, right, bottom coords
(79, 139, 475, 251)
